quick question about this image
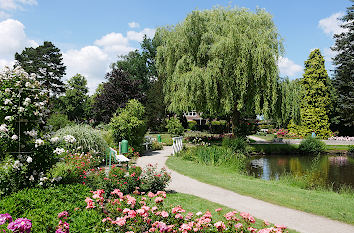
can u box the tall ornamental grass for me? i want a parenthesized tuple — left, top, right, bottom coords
(54, 124, 108, 156)
(177, 146, 245, 171)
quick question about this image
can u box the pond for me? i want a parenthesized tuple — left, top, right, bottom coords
(246, 154, 354, 189)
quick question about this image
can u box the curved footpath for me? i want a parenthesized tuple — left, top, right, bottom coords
(137, 146, 354, 233)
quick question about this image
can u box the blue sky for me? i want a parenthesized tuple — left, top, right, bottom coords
(0, 0, 350, 93)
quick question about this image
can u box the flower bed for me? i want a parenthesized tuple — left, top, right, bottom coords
(328, 136, 354, 141)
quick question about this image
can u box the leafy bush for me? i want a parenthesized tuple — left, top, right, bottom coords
(177, 146, 245, 171)
(140, 164, 171, 193)
(151, 141, 163, 150)
(209, 120, 228, 134)
(298, 136, 326, 154)
(47, 113, 72, 132)
(0, 184, 104, 233)
(53, 124, 108, 156)
(110, 99, 147, 152)
(348, 145, 354, 154)
(166, 117, 184, 136)
(187, 120, 197, 130)
(222, 136, 249, 154)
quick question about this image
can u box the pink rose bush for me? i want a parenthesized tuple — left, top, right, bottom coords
(0, 214, 32, 233)
(83, 188, 288, 233)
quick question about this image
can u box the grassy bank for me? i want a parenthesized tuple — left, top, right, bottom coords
(166, 156, 354, 225)
(249, 143, 351, 154)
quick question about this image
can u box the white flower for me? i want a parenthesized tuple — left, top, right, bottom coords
(25, 130, 37, 137)
(26, 157, 32, 163)
(39, 182, 43, 186)
(53, 148, 65, 155)
(19, 107, 25, 112)
(63, 135, 76, 143)
(5, 116, 11, 121)
(5, 88, 10, 93)
(196, 212, 203, 216)
(23, 97, 31, 106)
(4, 99, 12, 105)
(35, 139, 45, 148)
(39, 177, 48, 182)
(13, 160, 22, 170)
(11, 135, 18, 140)
(50, 137, 60, 143)
(29, 175, 34, 181)
(0, 124, 8, 133)
(25, 82, 31, 87)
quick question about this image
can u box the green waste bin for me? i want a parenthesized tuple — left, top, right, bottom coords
(121, 140, 128, 153)
(157, 134, 161, 143)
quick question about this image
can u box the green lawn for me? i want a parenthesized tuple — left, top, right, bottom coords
(148, 133, 173, 145)
(251, 134, 275, 141)
(166, 156, 354, 225)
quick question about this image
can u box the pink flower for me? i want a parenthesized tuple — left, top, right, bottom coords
(247, 227, 257, 233)
(154, 197, 164, 203)
(102, 217, 112, 223)
(85, 197, 95, 209)
(111, 189, 124, 199)
(234, 223, 243, 229)
(215, 208, 222, 212)
(156, 191, 166, 198)
(0, 213, 12, 225)
(7, 218, 32, 233)
(57, 211, 69, 219)
(275, 224, 287, 230)
(127, 210, 136, 218)
(175, 213, 183, 219)
(148, 192, 155, 198)
(214, 221, 226, 231)
(179, 223, 192, 232)
(112, 217, 126, 226)
(172, 206, 185, 214)
(240, 212, 255, 223)
(126, 195, 136, 207)
(263, 220, 270, 226)
(161, 211, 169, 218)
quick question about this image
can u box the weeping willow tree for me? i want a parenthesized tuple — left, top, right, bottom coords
(274, 77, 303, 128)
(156, 7, 283, 135)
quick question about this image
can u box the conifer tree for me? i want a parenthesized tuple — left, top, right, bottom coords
(299, 49, 332, 138)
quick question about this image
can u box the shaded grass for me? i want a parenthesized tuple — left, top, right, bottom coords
(249, 144, 299, 154)
(166, 156, 354, 225)
(165, 193, 298, 232)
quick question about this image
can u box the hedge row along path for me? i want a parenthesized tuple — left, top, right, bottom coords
(136, 146, 354, 233)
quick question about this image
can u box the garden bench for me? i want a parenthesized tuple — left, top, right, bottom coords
(107, 147, 129, 167)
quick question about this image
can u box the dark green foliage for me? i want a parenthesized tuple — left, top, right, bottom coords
(47, 113, 72, 131)
(298, 136, 326, 154)
(59, 74, 91, 122)
(348, 145, 354, 153)
(209, 120, 228, 134)
(177, 146, 245, 171)
(110, 99, 147, 152)
(145, 79, 167, 131)
(156, 7, 283, 134)
(14, 41, 66, 95)
(0, 184, 105, 233)
(92, 69, 144, 123)
(188, 120, 198, 131)
(165, 117, 184, 136)
(291, 49, 332, 138)
(331, 2, 354, 136)
(222, 136, 249, 154)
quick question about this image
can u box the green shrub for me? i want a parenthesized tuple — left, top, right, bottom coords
(151, 141, 163, 150)
(110, 99, 147, 152)
(348, 145, 354, 153)
(222, 136, 249, 154)
(54, 124, 108, 156)
(188, 120, 197, 130)
(209, 120, 227, 134)
(101, 129, 115, 147)
(47, 162, 81, 185)
(298, 136, 326, 154)
(47, 113, 72, 132)
(0, 184, 105, 233)
(166, 117, 184, 136)
(139, 164, 171, 193)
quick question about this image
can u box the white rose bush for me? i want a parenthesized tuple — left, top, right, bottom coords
(0, 66, 57, 195)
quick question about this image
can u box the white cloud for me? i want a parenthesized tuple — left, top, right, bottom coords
(0, 18, 38, 69)
(318, 12, 346, 36)
(63, 46, 110, 93)
(323, 47, 337, 61)
(128, 21, 140, 28)
(278, 57, 303, 77)
(94, 32, 135, 54)
(127, 28, 156, 41)
(0, 0, 37, 18)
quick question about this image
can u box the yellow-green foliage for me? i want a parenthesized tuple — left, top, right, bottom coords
(289, 49, 332, 139)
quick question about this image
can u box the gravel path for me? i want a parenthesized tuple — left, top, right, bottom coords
(137, 146, 354, 233)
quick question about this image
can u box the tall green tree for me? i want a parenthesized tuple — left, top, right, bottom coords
(59, 74, 90, 122)
(274, 77, 302, 128)
(15, 41, 66, 95)
(331, 1, 354, 136)
(298, 49, 332, 138)
(156, 7, 283, 135)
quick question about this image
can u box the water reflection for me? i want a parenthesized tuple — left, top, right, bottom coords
(247, 154, 354, 188)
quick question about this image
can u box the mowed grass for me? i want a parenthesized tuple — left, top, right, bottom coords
(148, 133, 173, 145)
(166, 156, 354, 225)
(250, 134, 275, 141)
(249, 143, 351, 153)
(165, 193, 298, 233)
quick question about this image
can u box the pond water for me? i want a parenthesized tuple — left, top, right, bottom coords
(246, 154, 354, 189)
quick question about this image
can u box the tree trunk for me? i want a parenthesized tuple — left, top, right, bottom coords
(231, 109, 241, 136)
